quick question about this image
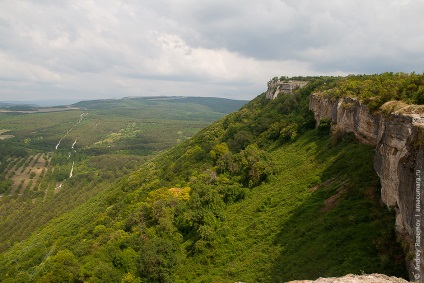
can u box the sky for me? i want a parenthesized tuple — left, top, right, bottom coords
(0, 0, 423, 102)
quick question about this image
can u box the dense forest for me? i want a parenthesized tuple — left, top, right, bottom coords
(1, 73, 422, 282)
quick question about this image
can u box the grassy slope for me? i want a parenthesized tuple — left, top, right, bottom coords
(175, 130, 406, 282)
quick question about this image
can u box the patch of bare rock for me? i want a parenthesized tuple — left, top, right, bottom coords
(286, 274, 410, 283)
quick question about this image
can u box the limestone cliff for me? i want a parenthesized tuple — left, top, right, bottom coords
(309, 93, 424, 280)
(266, 79, 308, 99)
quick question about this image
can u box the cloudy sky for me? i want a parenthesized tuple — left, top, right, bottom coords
(0, 0, 423, 102)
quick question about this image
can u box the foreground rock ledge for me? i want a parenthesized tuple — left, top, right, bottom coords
(287, 273, 409, 283)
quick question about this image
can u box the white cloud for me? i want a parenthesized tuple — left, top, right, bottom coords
(0, 53, 62, 83)
(0, 0, 423, 102)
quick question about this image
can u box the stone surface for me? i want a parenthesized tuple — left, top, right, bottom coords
(309, 93, 424, 280)
(287, 273, 409, 283)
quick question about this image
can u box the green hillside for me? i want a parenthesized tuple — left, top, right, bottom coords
(0, 77, 409, 282)
(0, 97, 245, 267)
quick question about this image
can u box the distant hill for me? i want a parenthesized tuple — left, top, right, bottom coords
(168, 96, 249, 114)
(0, 105, 38, 111)
(0, 99, 79, 107)
(73, 96, 247, 114)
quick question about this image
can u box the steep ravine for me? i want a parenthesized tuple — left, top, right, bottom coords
(309, 93, 424, 280)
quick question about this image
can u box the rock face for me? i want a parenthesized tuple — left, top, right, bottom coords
(309, 93, 424, 280)
(266, 80, 308, 99)
(287, 273, 409, 283)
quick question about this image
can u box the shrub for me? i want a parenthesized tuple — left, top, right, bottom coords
(317, 118, 332, 135)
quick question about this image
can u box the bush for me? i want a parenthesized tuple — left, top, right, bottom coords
(317, 118, 332, 135)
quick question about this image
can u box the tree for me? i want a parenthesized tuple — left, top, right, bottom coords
(139, 230, 183, 283)
(36, 249, 80, 283)
(228, 130, 253, 152)
(120, 273, 141, 283)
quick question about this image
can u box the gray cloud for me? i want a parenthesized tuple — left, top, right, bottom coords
(0, 0, 423, 102)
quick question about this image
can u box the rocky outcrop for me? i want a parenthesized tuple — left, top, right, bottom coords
(287, 273, 409, 283)
(266, 80, 308, 99)
(309, 93, 424, 280)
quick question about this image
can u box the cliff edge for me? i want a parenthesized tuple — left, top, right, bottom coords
(266, 79, 308, 99)
(309, 93, 424, 280)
